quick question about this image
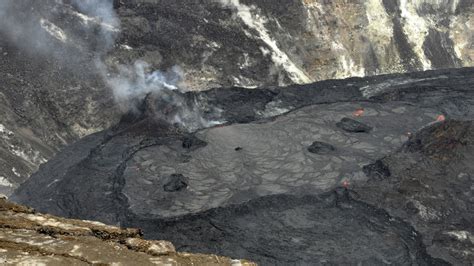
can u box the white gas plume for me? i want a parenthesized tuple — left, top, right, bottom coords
(102, 61, 182, 110)
(99, 60, 224, 131)
(0, 0, 221, 132)
(76, 0, 222, 131)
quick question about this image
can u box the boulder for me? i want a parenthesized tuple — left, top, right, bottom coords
(163, 174, 188, 192)
(307, 141, 336, 154)
(336, 118, 372, 133)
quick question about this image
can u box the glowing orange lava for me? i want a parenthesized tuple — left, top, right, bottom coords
(352, 108, 364, 117)
(436, 115, 446, 122)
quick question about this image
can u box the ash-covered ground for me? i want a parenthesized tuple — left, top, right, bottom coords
(13, 67, 474, 265)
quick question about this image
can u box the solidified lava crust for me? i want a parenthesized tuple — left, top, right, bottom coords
(12, 68, 474, 265)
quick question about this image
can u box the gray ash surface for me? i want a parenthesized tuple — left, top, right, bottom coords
(12, 67, 474, 265)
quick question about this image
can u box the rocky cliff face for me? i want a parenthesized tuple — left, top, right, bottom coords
(0, 0, 472, 193)
(0, 197, 254, 265)
(115, 0, 473, 88)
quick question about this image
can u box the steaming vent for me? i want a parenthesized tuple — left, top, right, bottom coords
(106, 61, 225, 133)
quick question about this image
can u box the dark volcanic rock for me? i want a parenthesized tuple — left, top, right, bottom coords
(363, 160, 391, 180)
(357, 120, 474, 265)
(163, 174, 188, 192)
(11, 68, 474, 265)
(182, 136, 207, 150)
(0, 0, 473, 192)
(307, 141, 336, 154)
(336, 118, 373, 133)
(138, 193, 445, 266)
(403, 119, 471, 156)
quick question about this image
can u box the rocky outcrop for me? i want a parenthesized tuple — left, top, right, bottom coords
(356, 120, 474, 265)
(336, 117, 373, 133)
(0, 197, 254, 265)
(307, 141, 336, 154)
(113, 0, 474, 87)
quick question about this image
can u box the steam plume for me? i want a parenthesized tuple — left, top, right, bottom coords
(0, 0, 222, 132)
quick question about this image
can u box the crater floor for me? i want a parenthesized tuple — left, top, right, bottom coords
(12, 68, 474, 265)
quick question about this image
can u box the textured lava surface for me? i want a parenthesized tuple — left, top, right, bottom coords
(0, 0, 473, 191)
(13, 67, 474, 265)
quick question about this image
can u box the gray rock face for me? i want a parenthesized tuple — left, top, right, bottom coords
(12, 67, 474, 265)
(113, 0, 474, 88)
(0, 0, 473, 192)
(0, 198, 253, 265)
